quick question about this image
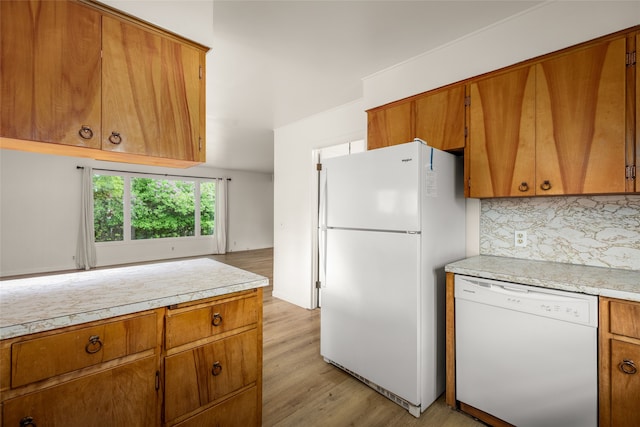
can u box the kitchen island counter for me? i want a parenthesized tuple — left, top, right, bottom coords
(445, 255, 640, 302)
(0, 258, 268, 340)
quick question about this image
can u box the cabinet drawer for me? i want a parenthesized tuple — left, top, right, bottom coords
(173, 386, 258, 427)
(164, 329, 258, 422)
(3, 355, 158, 427)
(166, 294, 257, 349)
(11, 312, 156, 388)
(609, 300, 640, 339)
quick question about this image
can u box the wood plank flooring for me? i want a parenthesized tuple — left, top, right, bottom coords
(211, 249, 483, 426)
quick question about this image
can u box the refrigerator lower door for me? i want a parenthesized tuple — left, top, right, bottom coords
(320, 228, 421, 406)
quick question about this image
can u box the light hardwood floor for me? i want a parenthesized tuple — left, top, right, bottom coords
(211, 249, 483, 427)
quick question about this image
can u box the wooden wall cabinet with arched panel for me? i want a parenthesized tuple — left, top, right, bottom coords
(467, 34, 630, 198)
(0, 0, 208, 168)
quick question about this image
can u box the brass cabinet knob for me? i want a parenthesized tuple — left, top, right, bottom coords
(518, 182, 529, 192)
(211, 361, 223, 376)
(20, 416, 36, 426)
(85, 335, 103, 354)
(212, 313, 223, 327)
(620, 359, 638, 375)
(540, 180, 552, 191)
(78, 125, 94, 140)
(108, 131, 122, 145)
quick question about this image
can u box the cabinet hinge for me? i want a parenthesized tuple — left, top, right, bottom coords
(199, 137, 203, 151)
(199, 65, 203, 79)
(626, 51, 636, 67)
(315, 280, 321, 289)
(464, 126, 468, 138)
(626, 165, 637, 180)
(155, 371, 160, 391)
(464, 96, 471, 106)
(316, 163, 322, 171)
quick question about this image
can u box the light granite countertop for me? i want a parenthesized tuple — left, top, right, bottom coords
(0, 258, 269, 340)
(445, 255, 640, 302)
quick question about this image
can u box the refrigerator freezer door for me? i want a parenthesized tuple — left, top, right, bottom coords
(320, 228, 421, 405)
(322, 142, 422, 232)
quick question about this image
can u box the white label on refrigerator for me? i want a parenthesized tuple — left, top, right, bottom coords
(425, 171, 438, 197)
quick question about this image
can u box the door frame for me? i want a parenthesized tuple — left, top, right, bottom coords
(310, 140, 365, 309)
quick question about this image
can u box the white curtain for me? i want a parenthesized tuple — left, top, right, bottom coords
(76, 166, 97, 270)
(215, 178, 228, 254)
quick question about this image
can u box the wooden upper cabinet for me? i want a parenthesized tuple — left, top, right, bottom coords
(634, 31, 639, 192)
(0, 0, 207, 167)
(415, 84, 466, 151)
(367, 83, 467, 152)
(0, 0, 102, 148)
(468, 66, 536, 198)
(468, 34, 630, 198)
(367, 100, 413, 150)
(536, 36, 627, 195)
(102, 16, 204, 162)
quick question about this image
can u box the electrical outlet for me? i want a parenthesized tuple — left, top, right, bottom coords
(515, 230, 527, 247)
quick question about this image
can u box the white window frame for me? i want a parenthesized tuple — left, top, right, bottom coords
(93, 170, 215, 246)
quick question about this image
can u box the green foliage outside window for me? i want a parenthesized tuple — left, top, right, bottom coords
(131, 178, 195, 239)
(93, 174, 215, 243)
(93, 175, 124, 242)
(200, 181, 215, 236)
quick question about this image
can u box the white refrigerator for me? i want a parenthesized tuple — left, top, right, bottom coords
(318, 140, 465, 417)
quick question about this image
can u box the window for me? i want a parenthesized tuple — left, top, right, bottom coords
(93, 172, 215, 243)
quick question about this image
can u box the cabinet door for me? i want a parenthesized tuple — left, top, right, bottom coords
(164, 330, 258, 422)
(174, 387, 259, 427)
(536, 37, 627, 195)
(367, 101, 413, 150)
(634, 32, 640, 192)
(415, 84, 466, 151)
(2, 356, 158, 426)
(468, 66, 536, 198)
(102, 16, 203, 161)
(610, 340, 640, 427)
(0, 0, 101, 148)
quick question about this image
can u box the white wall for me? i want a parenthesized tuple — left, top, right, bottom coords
(363, 1, 640, 109)
(273, 100, 366, 308)
(273, 1, 639, 309)
(0, 149, 273, 277)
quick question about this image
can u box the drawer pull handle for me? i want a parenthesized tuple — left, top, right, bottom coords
(78, 125, 94, 140)
(518, 182, 529, 192)
(20, 417, 36, 426)
(620, 359, 637, 375)
(540, 180, 552, 191)
(108, 131, 122, 145)
(211, 361, 223, 376)
(85, 335, 103, 354)
(212, 313, 223, 327)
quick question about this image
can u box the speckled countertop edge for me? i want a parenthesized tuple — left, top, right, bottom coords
(0, 258, 269, 340)
(445, 255, 640, 302)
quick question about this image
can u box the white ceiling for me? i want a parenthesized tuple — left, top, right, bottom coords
(101, 0, 541, 173)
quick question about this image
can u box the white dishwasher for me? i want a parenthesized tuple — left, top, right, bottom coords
(455, 274, 598, 427)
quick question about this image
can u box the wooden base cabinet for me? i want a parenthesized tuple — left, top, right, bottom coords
(3, 356, 158, 427)
(163, 289, 263, 427)
(599, 297, 640, 427)
(0, 309, 163, 427)
(0, 289, 264, 427)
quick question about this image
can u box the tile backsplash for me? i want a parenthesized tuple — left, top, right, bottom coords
(480, 195, 640, 270)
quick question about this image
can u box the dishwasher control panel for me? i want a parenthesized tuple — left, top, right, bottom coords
(454, 275, 598, 327)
